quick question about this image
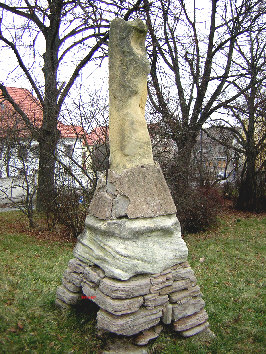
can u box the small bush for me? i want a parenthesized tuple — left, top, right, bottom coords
(174, 186, 223, 233)
(161, 159, 223, 233)
(49, 187, 91, 237)
(222, 181, 238, 200)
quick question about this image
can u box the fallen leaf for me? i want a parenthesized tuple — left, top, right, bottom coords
(7, 327, 17, 333)
(17, 322, 24, 330)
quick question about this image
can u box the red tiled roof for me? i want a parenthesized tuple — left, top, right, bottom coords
(86, 126, 109, 145)
(0, 87, 87, 140)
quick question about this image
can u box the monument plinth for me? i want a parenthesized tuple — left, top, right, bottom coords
(56, 18, 212, 346)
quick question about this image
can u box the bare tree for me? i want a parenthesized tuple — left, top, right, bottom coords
(209, 14, 266, 211)
(0, 0, 143, 211)
(144, 0, 265, 190)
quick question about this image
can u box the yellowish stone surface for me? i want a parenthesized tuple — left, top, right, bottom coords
(109, 18, 154, 171)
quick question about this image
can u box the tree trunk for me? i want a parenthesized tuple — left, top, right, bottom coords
(236, 146, 257, 212)
(236, 76, 258, 211)
(36, 127, 59, 211)
(36, 14, 60, 212)
(167, 132, 197, 193)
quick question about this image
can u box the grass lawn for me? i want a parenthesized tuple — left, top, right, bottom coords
(0, 209, 265, 353)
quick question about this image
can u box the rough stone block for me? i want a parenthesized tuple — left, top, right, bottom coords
(68, 258, 87, 273)
(169, 285, 201, 303)
(172, 297, 205, 321)
(171, 280, 191, 293)
(143, 293, 168, 308)
(55, 298, 71, 310)
(162, 303, 172, 324)
(172, 267, 197, 282)
(158, 278, 190, 295)
(112, 195, 130, 218)
(108, 165, 177, 219)
(181, 322, 209, 337)
(159, 285, 174, 295)
(134, 325, 163, 346)
(84, 265, 104, 285)
(150, 276, 173, 293)
(82, 281, 143, 315)
(160, 269, 173, 280)
(97, 307, 163, 336)
(89, 190, 113, 219)
(56, 285, 81, 305)
(62, 277, 81, 293)
(82, 281, 97, 298)
(99, 276, 150, 299)
(63, 270, 82, 287)
(94, 289, 144, 315)
(173, 309, 209, 332)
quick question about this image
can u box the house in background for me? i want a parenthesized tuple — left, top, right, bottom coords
(82, 123, 237, 185)
(192, 127, 237, 184)
(0, 87, 91, 203)
(84, 126, 109, 173)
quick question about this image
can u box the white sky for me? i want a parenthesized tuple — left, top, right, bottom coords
(0, 0, 232, 130)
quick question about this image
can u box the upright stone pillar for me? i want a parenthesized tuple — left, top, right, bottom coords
(56, 18, 213, 346)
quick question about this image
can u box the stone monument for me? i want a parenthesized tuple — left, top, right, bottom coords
(56, 18, 212, 345)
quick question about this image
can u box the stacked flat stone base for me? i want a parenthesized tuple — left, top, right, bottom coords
(56, 258, 210, 344)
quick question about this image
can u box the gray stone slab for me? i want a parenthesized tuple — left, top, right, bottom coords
(62, 277, 81, 293)
(134, 325, 163, 345)
(162, 303, 172, 324)
(143, 293, 168, 308)
(97, 307, 162, 336)
(172, 297, 205, 321)
(84, 265, 104, 285)
(171, 279, 191, 292)
(181, 322, 210, 337)
(173, 309, 209, 332)
(56, 285, 81, 305)
(82, 281, 144, 315)
(99, 276, 150, 299)
(95, 289, 144, 315)
(82, 281, 97, 298)
(150, 275, 173, 293)
(63, 269, 82, 287)
(169, 285, 201, 303)
(172, 266, 197, 282)
(68, 258, 87, 273)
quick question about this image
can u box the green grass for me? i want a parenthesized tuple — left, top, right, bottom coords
(0, 211, 265, 353)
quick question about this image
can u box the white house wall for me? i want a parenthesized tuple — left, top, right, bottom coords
(0, 137, 93, 205)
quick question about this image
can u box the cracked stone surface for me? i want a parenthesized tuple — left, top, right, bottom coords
(89, 164, 177, 220)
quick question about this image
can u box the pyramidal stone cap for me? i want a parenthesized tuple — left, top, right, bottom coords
(89, 164, 177, 220)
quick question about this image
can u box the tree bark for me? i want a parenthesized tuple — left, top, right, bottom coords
(36, 3, 61, 211)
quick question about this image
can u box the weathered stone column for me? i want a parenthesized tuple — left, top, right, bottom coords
(56, 18, 213, 347)
(109, 18, 154, 171)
